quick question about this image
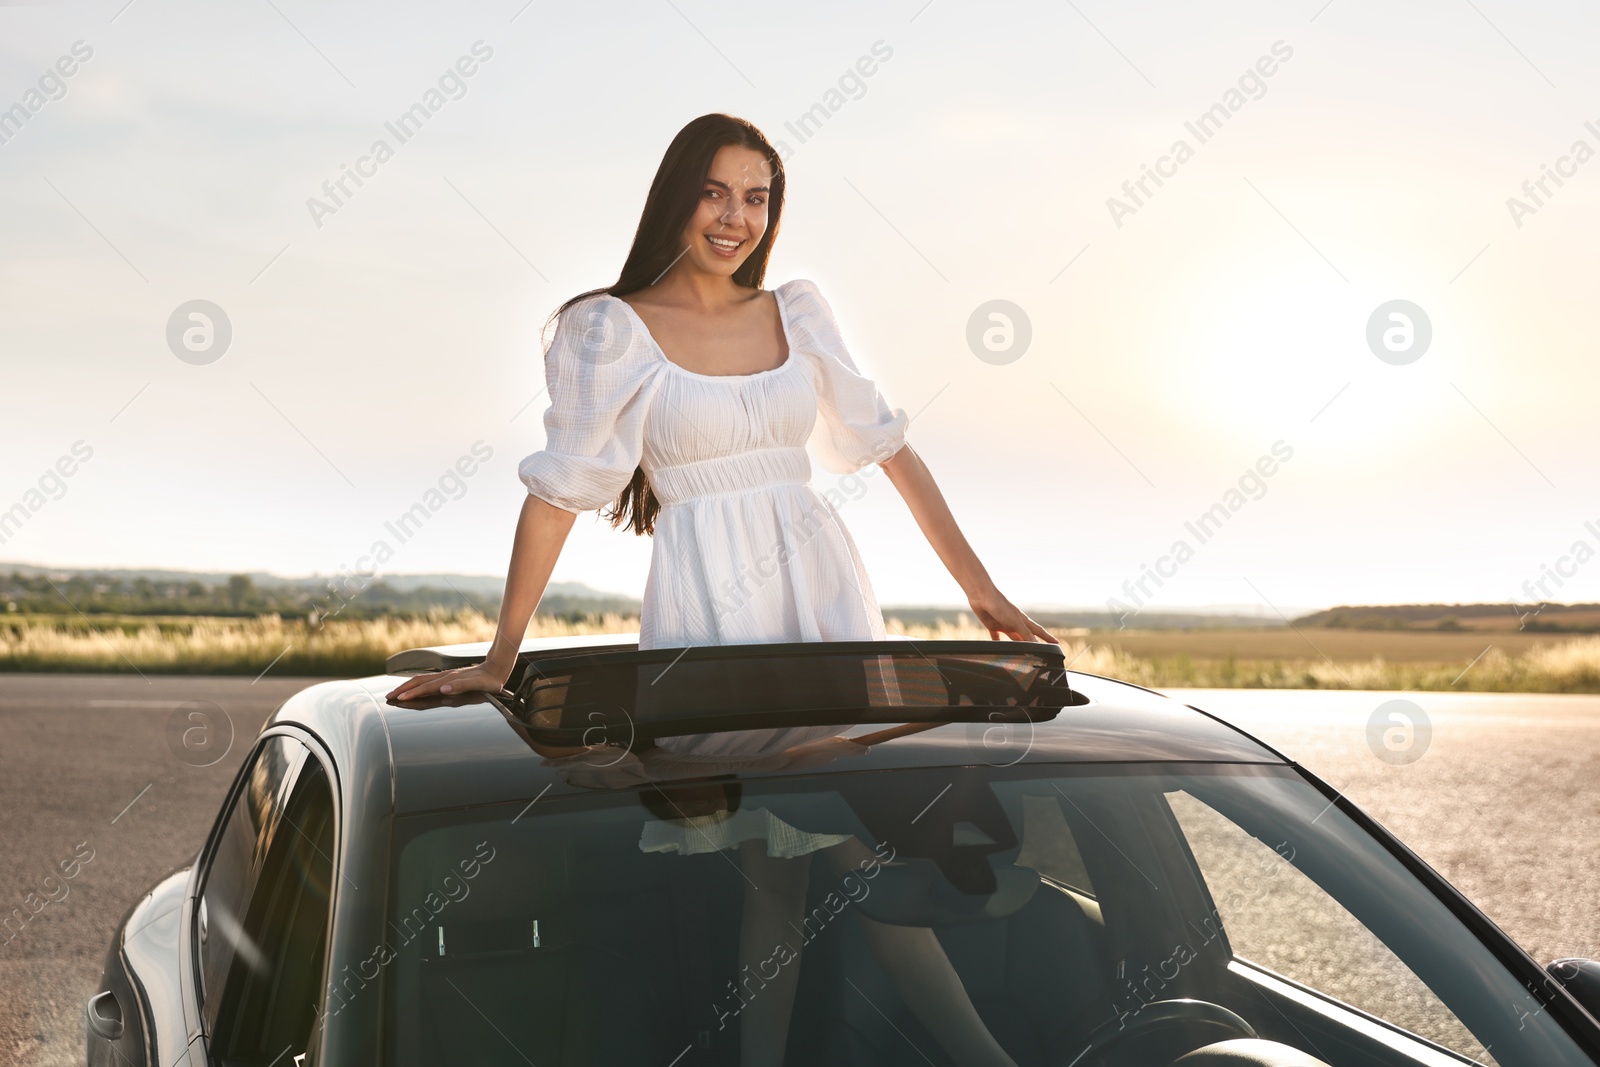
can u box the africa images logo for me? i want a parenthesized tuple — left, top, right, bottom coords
(305, 42, 494, 228)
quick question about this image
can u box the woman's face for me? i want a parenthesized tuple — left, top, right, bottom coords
(676, 143, 773, 279)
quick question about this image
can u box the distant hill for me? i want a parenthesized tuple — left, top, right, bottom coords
(0, 561, 639, 620)
(1291, 602, 1600, 633)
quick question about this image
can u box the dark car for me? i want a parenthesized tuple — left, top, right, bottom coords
(88, 634, 1600, 1066)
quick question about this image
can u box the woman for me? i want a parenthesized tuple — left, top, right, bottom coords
(387, 113, 1055, 1065)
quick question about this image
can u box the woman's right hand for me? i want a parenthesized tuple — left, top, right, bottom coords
(385, 658, 513, 703)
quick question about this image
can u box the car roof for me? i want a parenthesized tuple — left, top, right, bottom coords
(270, 633, 1288, 817)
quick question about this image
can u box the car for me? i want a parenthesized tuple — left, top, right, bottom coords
(87, 633, 1600, 1067)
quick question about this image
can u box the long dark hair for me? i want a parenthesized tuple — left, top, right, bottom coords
(543, 113, 787, 536)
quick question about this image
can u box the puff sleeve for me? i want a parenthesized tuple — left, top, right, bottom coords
(517, 294, 662, 512)
(784, 278, 909, 475)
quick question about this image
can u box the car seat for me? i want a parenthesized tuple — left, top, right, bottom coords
(785, 858, 1116, 1067)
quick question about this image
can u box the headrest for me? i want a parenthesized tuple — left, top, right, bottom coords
(406, 828, 577, 922)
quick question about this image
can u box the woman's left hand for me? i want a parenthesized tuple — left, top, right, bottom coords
(968, 587, 1059, 643)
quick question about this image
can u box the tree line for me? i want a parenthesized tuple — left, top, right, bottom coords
(0, 570, 638, 622)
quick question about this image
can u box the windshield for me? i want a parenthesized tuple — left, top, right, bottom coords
(378, 761, 1592, 1067)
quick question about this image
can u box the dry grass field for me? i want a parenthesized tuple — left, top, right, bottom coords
(0, 610, 629, 677)
(891, 620, 1600, 692)
(4, 611, 1600, 691)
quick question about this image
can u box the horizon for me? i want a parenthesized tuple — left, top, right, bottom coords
(14, 555, 1600, 620)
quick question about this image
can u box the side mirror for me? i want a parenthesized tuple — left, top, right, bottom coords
(1548, 958, 1600, 1019)
(86, 989, 124, 1040)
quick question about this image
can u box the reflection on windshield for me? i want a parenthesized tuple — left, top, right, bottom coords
(381, 759, 1592, 1067)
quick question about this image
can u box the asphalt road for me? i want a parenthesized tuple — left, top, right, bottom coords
(1, 676, 1595, 1066)
(1165, 687, 1600, 968)
(0, 674, 312, 1067)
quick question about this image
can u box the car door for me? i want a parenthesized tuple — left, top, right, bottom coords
(191, 732, 338, 1067)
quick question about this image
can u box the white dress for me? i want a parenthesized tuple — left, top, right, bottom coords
(518, 277, 908, 650)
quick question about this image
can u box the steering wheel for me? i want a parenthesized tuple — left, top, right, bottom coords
(1067, 999, 1257, 1066)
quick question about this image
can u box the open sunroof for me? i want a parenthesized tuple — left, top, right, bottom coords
(509, 639, 1083, 745)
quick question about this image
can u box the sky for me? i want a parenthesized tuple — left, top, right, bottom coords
(3, 0, 1599, 618)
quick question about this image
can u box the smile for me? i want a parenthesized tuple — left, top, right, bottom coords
(705, 234, 744, 256)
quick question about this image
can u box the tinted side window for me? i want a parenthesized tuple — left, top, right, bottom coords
(210, 757, 336, 1066)
(199, 735, 306, 1022)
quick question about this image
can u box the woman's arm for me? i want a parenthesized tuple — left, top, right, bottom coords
(385, 494, 577, 701)
(880, 444, 1058, 644)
